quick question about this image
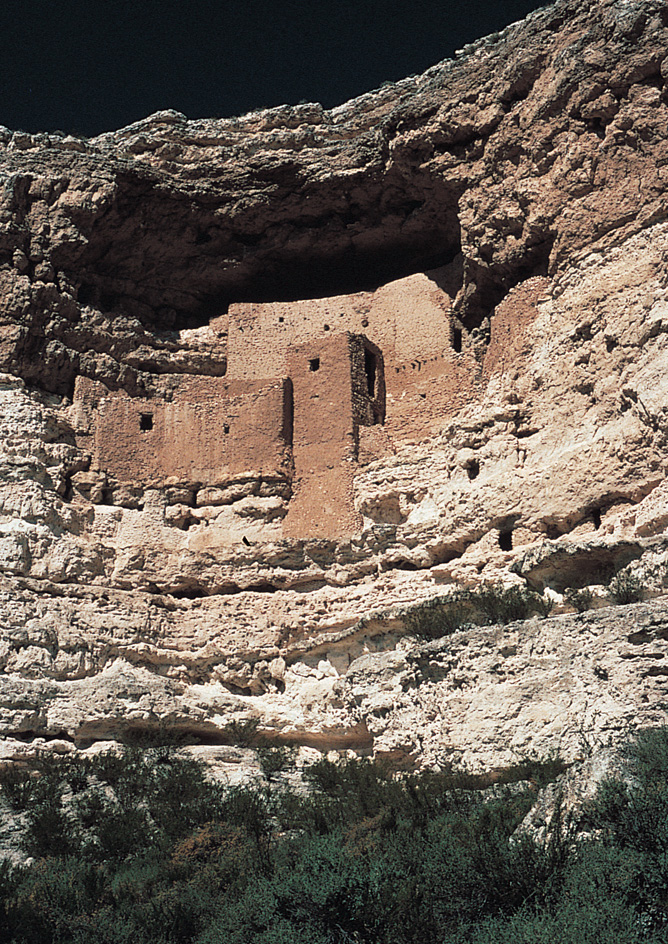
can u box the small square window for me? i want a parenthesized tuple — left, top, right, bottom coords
(309, 357, 320, 372)
(140, 413, 153, 431)
(223, 423, 230, 434)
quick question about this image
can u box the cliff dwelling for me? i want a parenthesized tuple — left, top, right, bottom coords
(6, 0, 668, 896)
(71, 266, 500, 539)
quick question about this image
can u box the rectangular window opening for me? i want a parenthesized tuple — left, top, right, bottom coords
(140, 413, 154, 431)
(309, 357, 320, 372)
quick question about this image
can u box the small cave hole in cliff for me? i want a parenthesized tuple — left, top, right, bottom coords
(499, 529, 513, 551)
(452, 327, 463, 353)
(467, 459, 480, 480)
(139, 413, 154, 431)
(364, 348, 377, 397)
(592, 508, 602, 530)
(309, 357, 320, 372)
(223, 423, 230, 434)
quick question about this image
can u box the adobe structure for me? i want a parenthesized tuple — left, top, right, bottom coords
(72, 264, 538, 539)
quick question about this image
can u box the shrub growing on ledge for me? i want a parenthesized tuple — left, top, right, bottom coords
(473, 583, 551, 624)
(566, 587, 595, 613)
(405, 584, 554, 640)
(403, 593, 469, 639)
(608, 571, 645, 605)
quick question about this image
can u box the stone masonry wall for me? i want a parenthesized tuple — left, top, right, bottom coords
(74, 375, 292, 488)
(283, 333, 365, 539)
(227, 268, 480, 442)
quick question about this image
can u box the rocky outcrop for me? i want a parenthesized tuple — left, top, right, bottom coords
(1, 0, 668, 780)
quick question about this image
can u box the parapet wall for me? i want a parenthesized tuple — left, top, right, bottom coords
(74, 375, 292, 487)
(228, 269, 456, 379)
(228, 267, 476, 441)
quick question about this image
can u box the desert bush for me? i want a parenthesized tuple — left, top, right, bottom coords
(608, 571, 645, 605)
(471, 584, 552, 625)
(404, 584, 554, 640)
(0, 765, 34, 811)
(3, 730, 668, 942)
(403, 593, 469, 639)
(257, 744, 297, 781)
(566, 587, 594, 612)
(224, 716, 262, 746)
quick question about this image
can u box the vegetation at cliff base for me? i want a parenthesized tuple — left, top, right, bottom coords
(0, 727, 667, 942)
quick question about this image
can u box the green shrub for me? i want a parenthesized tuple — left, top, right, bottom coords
(471, 584, 552, 625)
(404, 593, 469, 639)
(4, 730, 668, 943)
(224, 717, 262, 746)
(257, 744, 297, 781)
(0, 764, 34, 811)
(608, 571, 645, 605)
(566, 587, 594, 612)
(404, 584, 554, 640)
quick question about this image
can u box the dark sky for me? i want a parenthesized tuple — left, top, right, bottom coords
(1, 0, 548, 137)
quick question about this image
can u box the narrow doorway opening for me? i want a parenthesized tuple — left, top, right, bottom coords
(499, 529, 513, 551)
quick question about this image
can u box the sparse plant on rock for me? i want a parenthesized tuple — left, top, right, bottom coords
(472, 583, 554, 625)
(257, 744, 298, 781)
(224, 717, 262, 747)
(474, 583, 534, 624)
(566, 587, 594, 613)
(404, 593, 469, 639)
(404, 583, 556, 640)
(608, 571, 645, 605)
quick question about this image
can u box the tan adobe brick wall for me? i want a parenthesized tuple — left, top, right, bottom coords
(283, 333, 372, 539)
(483, 277, 550, 382)
(226, 268, 473, 441)
(227, 270, 455, 384)
(74, 375, 291, 487)
(385, 348, 480, 440)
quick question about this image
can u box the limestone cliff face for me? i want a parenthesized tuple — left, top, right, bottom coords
(1, 0, 668, 780)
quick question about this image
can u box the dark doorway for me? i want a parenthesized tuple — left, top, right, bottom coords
(499, 529, 513, 551)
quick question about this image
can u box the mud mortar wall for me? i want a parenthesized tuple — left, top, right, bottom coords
(75, 376, 292, 487)
(284, 333, 365, 539)
(228, 269, 479, 439)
